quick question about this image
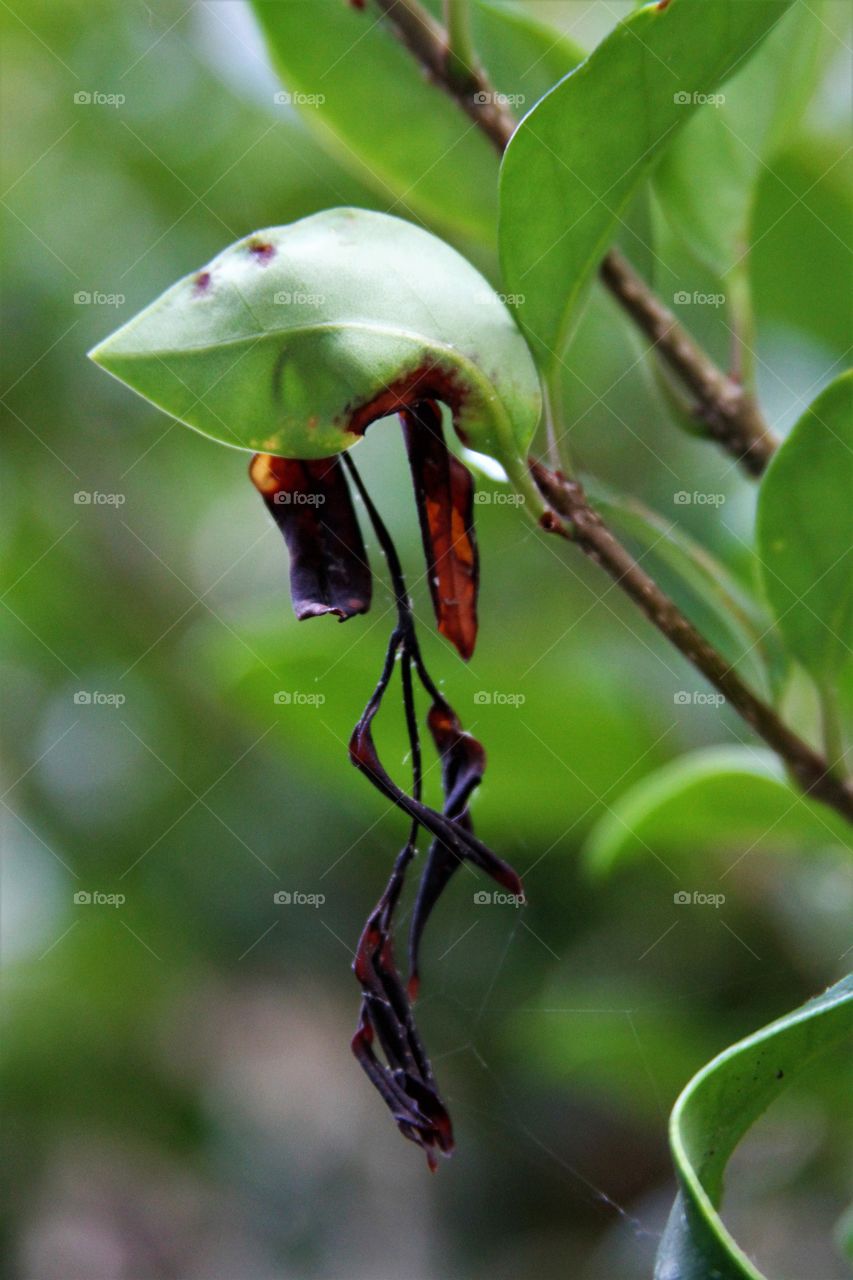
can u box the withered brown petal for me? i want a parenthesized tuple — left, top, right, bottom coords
(349, 717, 519, 892)
(351, 1010, 454, 1168)
(407, 839, 461, 1002)
(409, 704, 490, 991)
(250, 452, 371, 621)
(401, 401, 479, 660)
(352, 904, 454, 1166)
(428, 703, 486, 817)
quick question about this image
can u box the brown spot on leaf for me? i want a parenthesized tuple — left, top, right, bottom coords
(193, 271, 211, 294)
(247, 237, 276, 264)
(342, 364, 470, 438)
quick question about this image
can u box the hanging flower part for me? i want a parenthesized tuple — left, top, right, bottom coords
(89, 208, 542, 1167)
(249, 401, 523, 1167)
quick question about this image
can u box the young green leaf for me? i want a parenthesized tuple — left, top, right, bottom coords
(756, 371, 853, 684)
(89, 209, 544, 509)
(584, 747, 853, 878)
(656, 973, 853, 1280)
(499, 0, 795, 369)
(249, 0, 583, 246)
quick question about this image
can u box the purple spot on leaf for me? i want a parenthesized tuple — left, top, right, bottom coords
(247, 238, 276, 264)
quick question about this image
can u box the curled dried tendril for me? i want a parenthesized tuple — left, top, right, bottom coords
(251, 401, 523, 1167)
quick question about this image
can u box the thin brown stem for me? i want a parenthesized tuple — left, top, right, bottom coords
(373, 0, 515, 148)
(530, 460, 853, 826)
(371, 0, 778, 475)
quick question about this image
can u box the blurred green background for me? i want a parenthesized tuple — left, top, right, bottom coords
(1, 3, 851, 1278)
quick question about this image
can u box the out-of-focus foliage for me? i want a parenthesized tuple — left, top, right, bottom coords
(654, 3, 826, 283)
(1, 3, 851, 1279)
(583, 747, 853, 877)
(251, 0, 584, 246)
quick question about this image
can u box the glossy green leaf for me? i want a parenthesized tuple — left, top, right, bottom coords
(656, 972, 853, 1279)
(499, 0, 794, 368)
(756, 371, 853, 683)
(654, 3, 825, 278)
(584, 747, 852, 878)
(249, 0, 583, 246)
(89, 208, 543, 504)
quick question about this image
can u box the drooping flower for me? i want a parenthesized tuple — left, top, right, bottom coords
(89, 208, 542, 1165)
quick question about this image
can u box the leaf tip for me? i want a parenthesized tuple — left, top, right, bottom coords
(86, 337, 109, 368)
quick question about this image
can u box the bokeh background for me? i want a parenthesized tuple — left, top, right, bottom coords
(1, 3, 851, 1278)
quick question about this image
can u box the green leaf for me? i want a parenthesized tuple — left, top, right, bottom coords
(472, 2, 584, 109)
(88, 208, 543, 503)
(249, 0, 583, 246)
(499, 0, 794, 369)
(654, 3, 825, 279)
(584, 746, 852, 878)
(656, 973, 853, 1279)
(756, 371, 853, 684)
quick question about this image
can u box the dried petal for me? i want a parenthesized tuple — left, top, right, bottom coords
(352, 902, 454, 1165)
(408, 704, 487, 991)
(402, 401, 479, 659)
(250, 452, 371, 620)
(349, 716, 519, 892)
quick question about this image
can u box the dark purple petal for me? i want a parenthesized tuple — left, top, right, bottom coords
(407, 703, 524, 993)
(250, 452, 371, 621)
(352, 903, 454, 1167)
(349, 716, 519, 892)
